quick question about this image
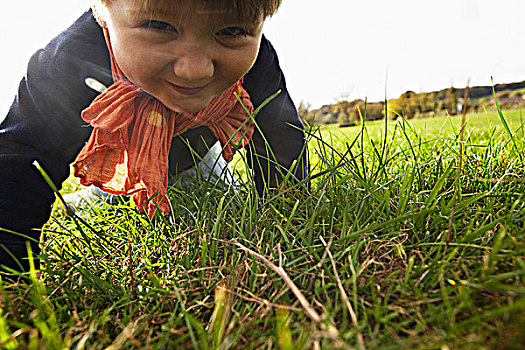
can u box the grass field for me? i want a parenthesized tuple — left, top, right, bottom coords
(1, 107, 524, 349)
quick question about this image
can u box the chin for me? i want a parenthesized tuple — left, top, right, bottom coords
(167, 99, 213, 114)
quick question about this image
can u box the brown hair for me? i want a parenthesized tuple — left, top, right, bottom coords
(95, 0, 282, 23)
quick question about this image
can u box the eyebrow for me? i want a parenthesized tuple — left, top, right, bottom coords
(125, 3, 261, 27)
(126, 8, 177, 19)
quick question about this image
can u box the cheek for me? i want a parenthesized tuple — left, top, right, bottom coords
(220, 45, 260, 84)
(114, 51, 152, 85)
(240, 45, 260, 74)
(111, 38, 163, 86)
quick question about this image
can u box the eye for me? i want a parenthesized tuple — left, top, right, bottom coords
(140, 20, 177, 32)
(216, 26, 248, 37)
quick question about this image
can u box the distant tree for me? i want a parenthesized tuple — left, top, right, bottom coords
(386, 99, 402, 119)
(388, 91, 418, 119)
(445, 86, 458, 115)
(350, 99, 365, 123)
(333, 91, 357, 126)
(498, 91, 511, 99)
(322, 113, 338, 124)
(297, 100, 317, 125)
(424, 92, 437, 115)
(297, 100, 310, 118)
(366, 103, 385, 120)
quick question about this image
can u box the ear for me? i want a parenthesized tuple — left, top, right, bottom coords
(91, 1, 108, 28)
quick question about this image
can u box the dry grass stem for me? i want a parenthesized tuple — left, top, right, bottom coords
(320, 235, 366, 350)
(234, 240, 345, 344)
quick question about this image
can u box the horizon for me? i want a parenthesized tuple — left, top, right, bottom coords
(311, 77, 525, 107)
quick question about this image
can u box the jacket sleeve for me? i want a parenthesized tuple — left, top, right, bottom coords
(0, 11, 111, 272)
(242, 36, 307, 194)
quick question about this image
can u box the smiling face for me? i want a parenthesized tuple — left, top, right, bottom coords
(96, 0, 264, 113)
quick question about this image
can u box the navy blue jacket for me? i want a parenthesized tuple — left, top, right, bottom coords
(0, 10, 306, 272)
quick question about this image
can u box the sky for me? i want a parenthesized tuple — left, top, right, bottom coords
(1, 0, 524, 116)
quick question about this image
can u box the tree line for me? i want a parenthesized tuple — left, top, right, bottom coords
(299, 80, 525, 126)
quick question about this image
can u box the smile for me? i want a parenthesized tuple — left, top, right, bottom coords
(168, 82, 206, 96)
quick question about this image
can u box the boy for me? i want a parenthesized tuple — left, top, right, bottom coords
(0, 0, 306, 274)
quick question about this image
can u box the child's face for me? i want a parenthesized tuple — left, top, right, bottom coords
(101, 0, 264, 113)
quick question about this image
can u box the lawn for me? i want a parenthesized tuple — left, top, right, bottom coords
(1, 107, 524, 349)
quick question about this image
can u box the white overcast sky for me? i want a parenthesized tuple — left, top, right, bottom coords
(1, 0, 524, 115)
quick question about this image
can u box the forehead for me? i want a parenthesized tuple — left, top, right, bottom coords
(119, 0, 259, 23)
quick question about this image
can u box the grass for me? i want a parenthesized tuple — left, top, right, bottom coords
(1, 107, 524, 349)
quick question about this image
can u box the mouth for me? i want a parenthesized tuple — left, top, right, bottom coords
(167, 82, 206, 96)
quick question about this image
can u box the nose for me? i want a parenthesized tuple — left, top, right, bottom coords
(173, 49, 214, 83)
